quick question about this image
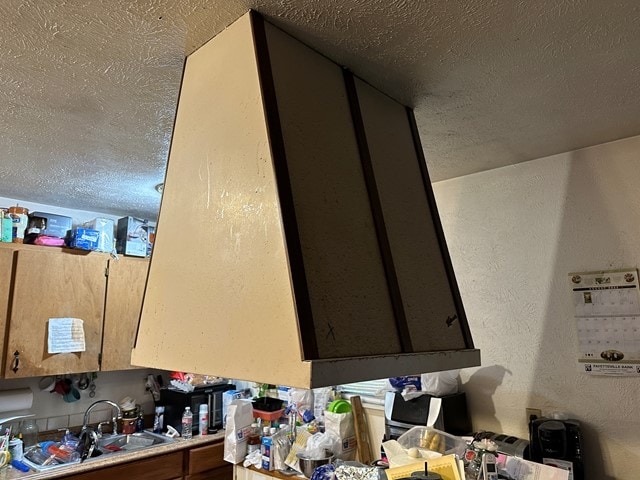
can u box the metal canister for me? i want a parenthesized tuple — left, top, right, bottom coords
(121, 406, 138, 434)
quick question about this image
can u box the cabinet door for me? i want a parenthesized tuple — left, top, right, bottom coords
(4, 249, 107, 377)
(65, 451, 184, 480)
(102, 256, 149, 370)
(0, 247, 15, 368)
(187, 441, 226, 476)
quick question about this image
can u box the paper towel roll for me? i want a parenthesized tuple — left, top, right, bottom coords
(0, 388, 33, 413)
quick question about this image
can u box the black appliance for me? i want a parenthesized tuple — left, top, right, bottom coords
(529, 418, 584, 480)
(160, 383, 235, 435)
(384, 391, 472, 439)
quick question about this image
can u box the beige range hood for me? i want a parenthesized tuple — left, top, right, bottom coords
(131, 11, 480, 388)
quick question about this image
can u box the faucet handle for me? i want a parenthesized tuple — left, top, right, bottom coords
(97, 421, 110, 437)
(112, 416, 119, 435)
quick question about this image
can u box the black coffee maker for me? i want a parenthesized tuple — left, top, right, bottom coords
(529, 417, 584, 480)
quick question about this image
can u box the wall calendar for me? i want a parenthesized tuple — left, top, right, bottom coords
(569, 269, 640, 376)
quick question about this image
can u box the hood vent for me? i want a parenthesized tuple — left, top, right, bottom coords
(131, 11, 479, 388)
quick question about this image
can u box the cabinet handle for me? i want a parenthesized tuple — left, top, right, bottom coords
(11, 351, 19, 373)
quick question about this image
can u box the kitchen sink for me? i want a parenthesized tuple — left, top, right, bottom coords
(97, 431, 174, 453)
(21, 430, 174, 472)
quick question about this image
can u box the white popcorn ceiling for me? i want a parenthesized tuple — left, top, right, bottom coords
(1, 0, 640, 220)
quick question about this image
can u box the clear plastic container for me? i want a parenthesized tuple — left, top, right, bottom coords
(20, 419, 39, 448)
(40, 441, 80, 463)
(397, 426, 467, 458)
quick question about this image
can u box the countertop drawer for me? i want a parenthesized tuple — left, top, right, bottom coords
(188, 440, 227, 475)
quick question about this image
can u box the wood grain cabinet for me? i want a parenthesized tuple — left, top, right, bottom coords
(65, 451, 184, 480)
(186, 441, 233, 480)
(0, 243, 149, 378)
(4, 248, 106, 377)
(102, 255, 149, 371)
(64, 440, 231, 480)
(0, 247, 16, 371)
(132, 11, 480, 388)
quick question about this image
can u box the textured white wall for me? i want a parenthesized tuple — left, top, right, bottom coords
(433, 135, 640, 480)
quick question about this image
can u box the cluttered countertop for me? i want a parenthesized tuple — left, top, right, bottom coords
(0, 374, 584, 480)
(0, 432, 223, 480)
(222, 378, 580, 480)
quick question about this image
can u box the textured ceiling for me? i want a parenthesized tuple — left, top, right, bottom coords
(2, 0, 640, 220)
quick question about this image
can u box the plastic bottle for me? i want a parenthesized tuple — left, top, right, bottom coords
(247, 423, 260, 453)
(20, 419, 39, 448)
(182, 406, 193, 439)
(198, 404, 209, 436)
(136, 409, 145, 432)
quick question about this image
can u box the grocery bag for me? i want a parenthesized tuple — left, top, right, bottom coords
(324, 410, 356, 460)
(223, 399, 253, 464)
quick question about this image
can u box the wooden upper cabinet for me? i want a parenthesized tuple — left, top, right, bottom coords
(4, 248, 107, 377)
(0, 247, 15, 370)
(101, 256, 149, 371)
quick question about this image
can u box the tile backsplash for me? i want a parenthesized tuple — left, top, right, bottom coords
(0, 369, 166, 434)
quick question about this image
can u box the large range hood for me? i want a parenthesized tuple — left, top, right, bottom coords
(131, 11, 480, 388)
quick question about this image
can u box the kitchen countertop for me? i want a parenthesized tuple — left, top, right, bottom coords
(0, 431, 225, 480)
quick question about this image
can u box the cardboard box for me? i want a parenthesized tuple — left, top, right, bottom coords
(30, 211, 72, 238)
(66, 228, 100, 251)
(116, 216, 148, 257)
(83, 217, 114, 253)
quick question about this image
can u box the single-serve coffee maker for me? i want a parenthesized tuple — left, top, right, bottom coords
(529, 417, 584, 480)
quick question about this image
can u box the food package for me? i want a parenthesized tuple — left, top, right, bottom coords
(324, 410, 356, 460)
(223, 399, 253, 464)
(83, 217, 114, 253)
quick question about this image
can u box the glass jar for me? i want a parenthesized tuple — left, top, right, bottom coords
(8, 205, 28, 243)
(20, 419, 39, 448)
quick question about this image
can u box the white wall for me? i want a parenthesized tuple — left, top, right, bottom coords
(433, 135, 640, 480)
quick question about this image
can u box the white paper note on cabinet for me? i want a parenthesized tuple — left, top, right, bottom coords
(48, 318, 86, 353)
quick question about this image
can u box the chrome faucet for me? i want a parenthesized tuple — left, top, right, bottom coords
(82, 400, 122, 435)
(77, 400, 123, 462)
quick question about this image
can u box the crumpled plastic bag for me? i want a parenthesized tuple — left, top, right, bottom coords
(420, 370, 459, 396)
(243, 449, 261, 468)
(304, 431, 340, 459)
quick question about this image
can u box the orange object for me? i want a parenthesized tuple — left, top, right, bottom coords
(252, 408, 284, 422)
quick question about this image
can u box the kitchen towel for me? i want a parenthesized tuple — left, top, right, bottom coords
(0, 388, 33, 414)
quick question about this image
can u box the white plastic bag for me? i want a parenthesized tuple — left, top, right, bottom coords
(223, 399, 253, 464)
(324, 410, 356, 460)
(420, 370, 459, 396)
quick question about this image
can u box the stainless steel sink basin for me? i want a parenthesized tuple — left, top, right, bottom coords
(97, 431, 174, 454)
